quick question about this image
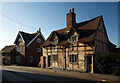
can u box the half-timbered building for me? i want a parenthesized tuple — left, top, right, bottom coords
(41, 8, 116, 73)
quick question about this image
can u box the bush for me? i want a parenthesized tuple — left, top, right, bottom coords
(95, 53, 120, 75)
(111, 66, 120, 76)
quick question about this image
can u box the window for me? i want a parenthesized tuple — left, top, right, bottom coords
(37, 48, 40, 52)
(29, 56, 33, 62)
(18, 38, 22, 42)
(52, 55, 58, 62)
(16, 56, 20, 62)
(22, 46, 24, 51)
(17, 46, 20, 52)
(69, 54, 78, 63)
(72, 55, 74, 62)
(37, 38, 41, 43)
(52, 38, 58, 44)
(69, 36, 77, 42)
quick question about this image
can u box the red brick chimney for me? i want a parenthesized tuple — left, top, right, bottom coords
(66, 8, 76, 27)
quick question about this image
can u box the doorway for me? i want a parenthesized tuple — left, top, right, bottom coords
(48, 56, 51, 67)
(43, 57, 46, 68)
(87, 56, 92, 72)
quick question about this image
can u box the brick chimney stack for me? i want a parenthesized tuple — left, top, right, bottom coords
(66, 8, 76, 27)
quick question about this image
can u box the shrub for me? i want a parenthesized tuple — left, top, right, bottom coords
(95, 53, 120, 75)
(111, 66, 120, 76)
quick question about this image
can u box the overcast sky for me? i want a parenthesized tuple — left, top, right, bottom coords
(0, 2, 119, 50)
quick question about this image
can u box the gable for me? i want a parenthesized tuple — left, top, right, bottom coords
(50, 32, 59, 41)
(95, 18, 109, 43)
(67, 27, 79, 39)
(14, 32, 25, 45)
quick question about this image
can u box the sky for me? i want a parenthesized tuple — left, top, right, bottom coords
(0, 2, 119, 50)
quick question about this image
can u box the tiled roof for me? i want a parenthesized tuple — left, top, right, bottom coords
(1, 45, 16, 53)
(42, 16, 102, 47)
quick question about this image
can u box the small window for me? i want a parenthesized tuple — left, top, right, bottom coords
(18, 38, 22, 42)
(52, 39, 57, 44)
(52, 55, 58, 62)
(37, 38, 41, 43)
(16, 56, 20, 62)
(74, 36, 77, 41)
(69, 36, 77, 42)
(29, 56, 33, 62)
(37, 48, 40, 52)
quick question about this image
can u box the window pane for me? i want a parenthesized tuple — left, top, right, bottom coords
(55, 55, 58, 61)
(22, 46, 24, 51)
(74, 36, 76, 41)
(72, 55, 74, 62)
(75, 55, 77, 62)
(69, 55, 71, 62)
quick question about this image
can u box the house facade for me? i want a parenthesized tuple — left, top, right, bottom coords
(14, 29, 45, 66)
(0, 45, 16, 65)
(41, 8, 116, 73)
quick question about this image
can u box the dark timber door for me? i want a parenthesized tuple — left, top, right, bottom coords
(43, 57, 46, 68)
(48, 56, 51, 67)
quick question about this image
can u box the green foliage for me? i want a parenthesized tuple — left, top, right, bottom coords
(95, 53, 120, 76)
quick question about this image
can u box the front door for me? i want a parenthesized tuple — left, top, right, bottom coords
(43, 57, 46, 68)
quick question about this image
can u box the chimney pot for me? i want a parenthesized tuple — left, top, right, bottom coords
(69, 9, 71, 13)
(72, 8, 74, 13)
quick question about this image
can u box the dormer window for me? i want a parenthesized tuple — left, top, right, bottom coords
(69, 36, 77, 42)
(52, 38, 58, 44)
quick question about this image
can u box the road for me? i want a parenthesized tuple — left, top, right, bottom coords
(2, 70, 101, 83)
(2, 66, 106, 83)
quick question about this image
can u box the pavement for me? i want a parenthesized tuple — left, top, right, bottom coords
(2, 65, 120, 83)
